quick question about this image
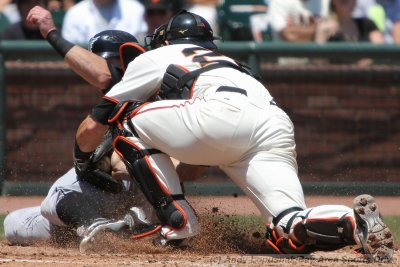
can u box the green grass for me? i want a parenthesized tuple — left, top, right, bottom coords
(384, 215, 400, 242)
(0, 214, 4, 239)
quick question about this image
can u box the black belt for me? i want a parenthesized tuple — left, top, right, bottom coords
(216, 86, 247, 96)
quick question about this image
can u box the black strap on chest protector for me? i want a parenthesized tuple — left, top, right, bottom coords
(160, 60, 259, 100)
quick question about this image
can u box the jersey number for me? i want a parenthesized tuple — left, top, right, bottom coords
(182, 47, 233, 67)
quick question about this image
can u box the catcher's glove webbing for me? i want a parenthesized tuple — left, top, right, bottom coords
(74, 131, 124, 193)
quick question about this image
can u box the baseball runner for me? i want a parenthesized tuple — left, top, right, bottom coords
(4, 28, 159, 250)
(71, 10, 394, 261)
(4, 131, 158, 247)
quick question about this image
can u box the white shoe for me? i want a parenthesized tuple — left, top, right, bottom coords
(78, 218, 128, 253)
(124, 207, 160, 239)
(353, 194, 394, 262)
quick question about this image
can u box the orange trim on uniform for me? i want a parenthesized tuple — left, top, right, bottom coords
(171, 200, 188, 229)
(175, 64, 190, 72)
(130, 225, 162, 239)
(103, 95, 120, 104)
(129, 102, 152, 118)
(174, 64, 196, 99)
(108, 102, 129, 123)
(135, 97, 204, 116)
(345, 215, 356, 230)
(266, 239, 283, 254)
(107, 101, 150, 124)
(272, 229, 279, 241)
(119, 42, 146, 71)
(143, 146, 188, 230)
(288, 238, 305, 251)
(112, 135, 142, 158)
(305, 217, 341, 222)
(144, 156, 171, 196)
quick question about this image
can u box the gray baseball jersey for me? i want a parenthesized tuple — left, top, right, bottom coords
(4, 168, 155, 245)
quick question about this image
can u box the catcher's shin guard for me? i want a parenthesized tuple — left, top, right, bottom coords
(266, 205, 357, 254)
(113, 136, 187, 229)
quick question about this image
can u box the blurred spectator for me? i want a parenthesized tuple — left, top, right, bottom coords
(170, 0, 184, 15)
(352, 0, 385, 32)
(317, 0, 384, 43)
(316, 0, 385, 66)
(353, 0, 376, 17)
(0, 0, 11, 32)
(249, 0, 271, 42)
(218, 0, 268, 41)
(0, 12, 9, 33)
(1, 0, 20, 24)
(0, 0, 47, 39)
(61, 0, 146, 44)
(377, 0, 400, 43)
(266, 0, 325, 42)
(46, 0, 66, 29)
(136, 0, 174, 44)
(186, 0, 218, 33)
(304, 0, 331, 18)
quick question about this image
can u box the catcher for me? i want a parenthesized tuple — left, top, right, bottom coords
(71, 10, 394, 262)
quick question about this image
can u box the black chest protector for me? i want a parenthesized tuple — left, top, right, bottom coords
(159, 61, 259, 100)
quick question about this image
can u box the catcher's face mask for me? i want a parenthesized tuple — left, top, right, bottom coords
(145, 24, 168, 50)
(145, 10, 220, 51)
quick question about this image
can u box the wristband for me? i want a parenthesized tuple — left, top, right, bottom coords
(74, 139, 93, 160)
(91, 98, 117, 125)
(46, 30, 74, 58)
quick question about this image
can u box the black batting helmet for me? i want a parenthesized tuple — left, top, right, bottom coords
(146, 10, 219, 50)
(88, 30, 139, 58)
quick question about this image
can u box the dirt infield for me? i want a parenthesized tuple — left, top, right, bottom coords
(0, 195, 399, 266)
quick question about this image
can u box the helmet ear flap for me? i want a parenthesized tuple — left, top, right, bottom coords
(88, 30, 139, 58)
(119, 42, 146, 71)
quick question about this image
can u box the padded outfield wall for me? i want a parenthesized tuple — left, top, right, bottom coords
(0, 41, 399, 195)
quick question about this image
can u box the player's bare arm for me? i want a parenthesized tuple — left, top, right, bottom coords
(75, 115, 108, 153)
(26, 6, 112, 90)
(64, 46, 112, 90)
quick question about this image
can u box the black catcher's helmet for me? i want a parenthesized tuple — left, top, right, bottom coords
(88, 30, 139, 58)
(146, 10, 219, 50)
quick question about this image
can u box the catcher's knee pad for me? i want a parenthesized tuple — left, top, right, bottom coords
(113, 136, 187, 229)
(266, 206, 357, 254)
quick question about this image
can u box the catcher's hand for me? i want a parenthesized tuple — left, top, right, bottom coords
(74, 155, 124, 193)
(74, 131, 124, 193)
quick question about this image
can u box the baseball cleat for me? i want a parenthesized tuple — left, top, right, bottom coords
(124, 207, 161, 239)
(353, 194, 394, 262)
(78, 218, 128, 253)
